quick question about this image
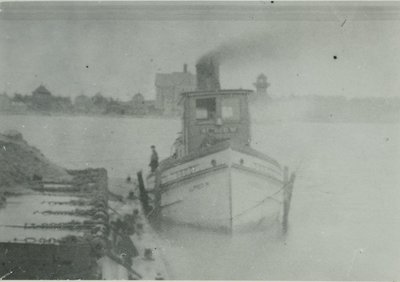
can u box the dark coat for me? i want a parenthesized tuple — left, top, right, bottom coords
(149, 150, 159, 171)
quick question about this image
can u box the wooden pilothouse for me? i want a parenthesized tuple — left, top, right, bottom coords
(143, 58, 295, 233)
(181, 89, 251, 156)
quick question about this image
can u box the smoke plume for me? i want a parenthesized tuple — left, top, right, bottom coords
(195, 30, 306, 90)
(195, 32, 286, 90)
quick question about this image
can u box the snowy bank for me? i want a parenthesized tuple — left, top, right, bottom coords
(0, 130, 71, 188)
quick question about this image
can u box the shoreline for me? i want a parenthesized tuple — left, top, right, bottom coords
(2, 111, 400, 124)
(0, 111, 180, 120)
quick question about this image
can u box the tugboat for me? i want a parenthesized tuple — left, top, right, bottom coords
(145, 58, 295, 233)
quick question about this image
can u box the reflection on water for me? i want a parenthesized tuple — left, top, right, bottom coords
(0, 115, 399, 280)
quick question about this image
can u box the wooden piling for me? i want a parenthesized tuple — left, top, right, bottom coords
(136, 171, 151, 215)
(282, 168, 296, 234)
(153, 169, 162, 217)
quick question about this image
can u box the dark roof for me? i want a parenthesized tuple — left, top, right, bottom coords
(33, 85, 52, 96)
(133, 93, 144, 98)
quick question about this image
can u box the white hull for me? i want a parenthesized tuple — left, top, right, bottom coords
(147, 144, 285, 232)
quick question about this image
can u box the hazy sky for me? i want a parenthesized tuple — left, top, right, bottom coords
(1, 1, 400, 100)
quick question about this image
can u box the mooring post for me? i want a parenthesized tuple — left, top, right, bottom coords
(282, 168, 296, 234)
(154, 169, 162, 212)
(137, 171, 151, 215)
(152, 168, 162, 226)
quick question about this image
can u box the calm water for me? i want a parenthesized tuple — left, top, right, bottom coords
(1, 114, 399, 280)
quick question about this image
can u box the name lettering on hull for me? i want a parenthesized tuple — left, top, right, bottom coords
(190, 181, 210, 192)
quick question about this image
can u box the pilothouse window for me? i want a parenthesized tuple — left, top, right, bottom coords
(196, 98, 216, 120)
(222, 97, 240, 120)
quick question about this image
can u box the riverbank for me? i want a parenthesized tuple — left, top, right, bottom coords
(107, 177, 170, 279)
(0, 131, 170, 279)
(0, 130, 71, 188)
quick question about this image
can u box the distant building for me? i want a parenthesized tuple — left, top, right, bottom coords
(32, 85, 53, 111)
(129, 93, 146, 115)
(74, 94, 93, 113)
(52, 96, 73, 113)
(91, 92, 109, 113)
(106, 100, 129, 115)
(155, 64, 196, 116)
(11, 101, 28, 113)
(252, 74, 271, 101)
(144, 100, 158, 115)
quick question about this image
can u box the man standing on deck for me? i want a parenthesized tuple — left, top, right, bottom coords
(149, 145, 159, 172)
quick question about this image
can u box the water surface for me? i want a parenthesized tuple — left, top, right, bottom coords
(1, 114, 399, 280)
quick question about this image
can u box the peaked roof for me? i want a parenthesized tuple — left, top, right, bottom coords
(133, 92, 144, 98)
(33, 85, 52, 96)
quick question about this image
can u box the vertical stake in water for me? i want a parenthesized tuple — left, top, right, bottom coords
(153, 168, 162, 223)
(137, 171, 151, 215)
(282, 166, 295, 234)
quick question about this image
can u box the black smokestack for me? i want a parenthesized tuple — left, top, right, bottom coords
(196, 56, 220, 91)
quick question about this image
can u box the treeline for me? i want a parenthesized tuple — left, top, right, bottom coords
(0, 91, 160, 116)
